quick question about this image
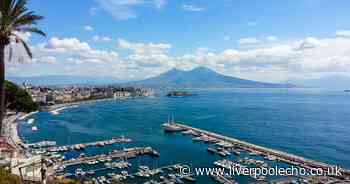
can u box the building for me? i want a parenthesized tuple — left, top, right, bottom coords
(113, 91, 132, 99)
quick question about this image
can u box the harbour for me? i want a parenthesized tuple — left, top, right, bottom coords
(162, 122, 350, 182)
(41, 136, 132, 153)
(15, 88, 350, 183)
(56, 147, 159, 168)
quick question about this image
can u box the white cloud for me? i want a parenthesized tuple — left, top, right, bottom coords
(182, 4, 205, 12)
(13, 31, 31, 42)
(238, 37, 260, 45)
(95, 0, 166, 20)
(84, 25, 94, 32)
(93, 35, 112, 42)
(35, 37, 119, 64)
(266, 36, 278, 42)
(44, 37, 91, 52)
(296, 37, 321, 50)
(32, 56, 57, 64)
(8, 33, 350, 82)
(336, 30, 350, 38)
(117, 38, 171, 54)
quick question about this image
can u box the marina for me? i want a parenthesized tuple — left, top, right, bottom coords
(13, 89, 350, 184)
(42, 136, 132, 153)
(63, 163, 197, 184)
(56, 147, 159, 168)
(162, 122, 350, 181)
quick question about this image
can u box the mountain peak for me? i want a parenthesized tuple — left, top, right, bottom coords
(130, 66, 293, 88)
(190, 66, 213, 72)
(167, 68, 183, 73)
(189, 66, 219, 76)
(165, 66, 215, 74)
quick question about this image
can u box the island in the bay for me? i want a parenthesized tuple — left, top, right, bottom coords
(166, 91, 194, 97)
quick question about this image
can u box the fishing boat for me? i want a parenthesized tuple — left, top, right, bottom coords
(75, 168, 85, 176)
(151, 150, 160, 157)
(207, 147, 217, 153)
(121, 170, 128, 177)
(51, 111, 59, 115)
(86, 170, 95, 175)
(31, 126, 38, 131)
(27, 118, 34, 125)
(265, 155, 277, 161)
(232, 149, 241, 156)
(218, 151, 228, 157)
(192, 137, 202, 142)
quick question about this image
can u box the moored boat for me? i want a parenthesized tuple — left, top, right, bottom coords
(31, 126, 38, 131)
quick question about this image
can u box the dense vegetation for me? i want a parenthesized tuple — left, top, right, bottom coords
(5, 80, 38, 113)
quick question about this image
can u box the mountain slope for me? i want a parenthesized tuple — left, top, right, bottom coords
(129, 67, 294, 88)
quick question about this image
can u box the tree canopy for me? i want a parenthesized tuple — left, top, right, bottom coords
(5, 80, 37, 112)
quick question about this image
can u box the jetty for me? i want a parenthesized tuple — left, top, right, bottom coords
(58, 147, 158, 167)
(44, 136, 132, 152)
(163, 122, 350, 180)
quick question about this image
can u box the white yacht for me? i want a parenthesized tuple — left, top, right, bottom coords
(31, 126, 38, 131)
(27, 118, 34, 125)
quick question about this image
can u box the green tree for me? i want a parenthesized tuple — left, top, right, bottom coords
(5, 80, 38, 112)
(0, 0, 45, 134)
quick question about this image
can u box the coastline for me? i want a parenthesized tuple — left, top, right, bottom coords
(41, 97, 117, 112)
(17, 111, 38, 120)
(4, 110, 42, 154)
(3, 113, 28, 158)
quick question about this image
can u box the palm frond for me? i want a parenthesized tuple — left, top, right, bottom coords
(18, 27, 46, 37)
(0, 0, 13, 16)
(8, 44, 13, 61)
(0, 0, 45, 51)
(16, 36, 32, 58)
(10, 0, 27, 18)
(14, 13, 43, 27)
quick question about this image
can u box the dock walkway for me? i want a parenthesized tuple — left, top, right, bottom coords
(59, 147, 156, 167)
(168, 123, 350, 179)
(44, 137, 132, 152)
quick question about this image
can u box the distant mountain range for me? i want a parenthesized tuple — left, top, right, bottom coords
(127, 67, 294, 88)
(288, 75, 350, 89)
(6, 75, 121, 86)
(7, 67, 296, 88)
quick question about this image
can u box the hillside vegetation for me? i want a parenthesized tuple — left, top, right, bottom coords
(5, 80, 38, 113)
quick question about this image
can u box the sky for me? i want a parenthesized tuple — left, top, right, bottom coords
(5, 0, 350, 82)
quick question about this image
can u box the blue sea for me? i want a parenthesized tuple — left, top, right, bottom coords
(19, 88, 350, 183)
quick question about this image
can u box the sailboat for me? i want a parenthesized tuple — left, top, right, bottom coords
(162, 114, 184, 132)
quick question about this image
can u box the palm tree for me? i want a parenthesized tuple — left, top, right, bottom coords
(0, 0, 45, 134)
